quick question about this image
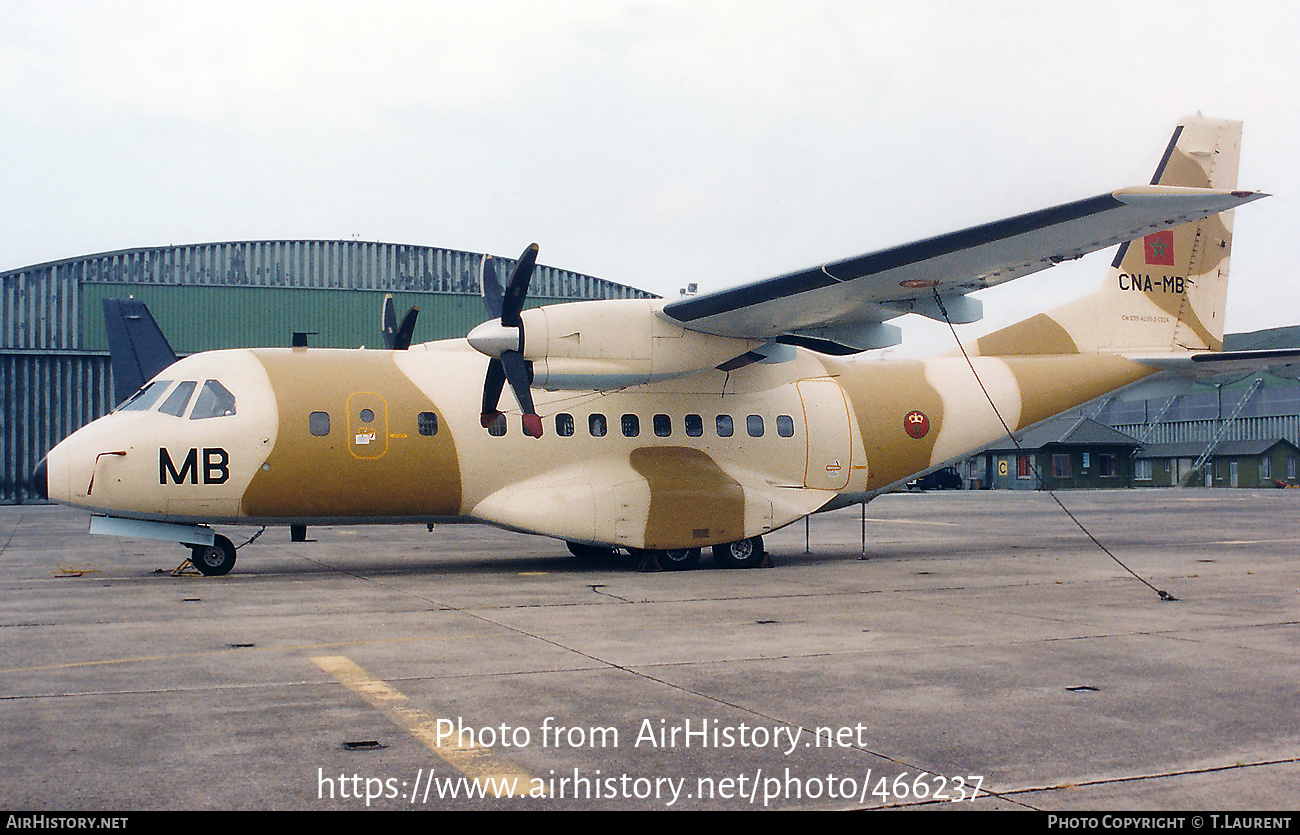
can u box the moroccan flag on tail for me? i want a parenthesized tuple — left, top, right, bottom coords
(1144, 230, 1175, 266)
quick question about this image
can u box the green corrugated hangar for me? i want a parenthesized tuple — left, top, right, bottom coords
(1, 240, 654, 503)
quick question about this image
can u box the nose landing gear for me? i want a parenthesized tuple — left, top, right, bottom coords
(188, 534, 237, 576)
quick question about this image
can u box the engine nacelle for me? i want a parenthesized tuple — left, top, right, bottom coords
(520, 299, 764, 389)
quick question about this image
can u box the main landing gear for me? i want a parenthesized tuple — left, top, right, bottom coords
(712, 536, 765, 569)
(634, 547, 701, 572)
(188, 534, 237, 576)
(569, 536, 766, 571)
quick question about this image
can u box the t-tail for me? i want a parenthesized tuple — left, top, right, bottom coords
(973, 115, 1262, 358)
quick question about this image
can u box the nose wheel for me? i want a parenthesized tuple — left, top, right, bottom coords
(189, 534, 237, 576)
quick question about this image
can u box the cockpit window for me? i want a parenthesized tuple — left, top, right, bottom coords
(117, 380, 172, 412)
(190, 380, 237, 420)
(158, 381, 197, 417)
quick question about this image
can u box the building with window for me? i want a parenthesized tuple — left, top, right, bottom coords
(1135, 438, 1300, 488)
(969, 416, 1141, 491)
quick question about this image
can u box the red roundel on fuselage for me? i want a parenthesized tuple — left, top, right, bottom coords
(904, 410, 929, 439)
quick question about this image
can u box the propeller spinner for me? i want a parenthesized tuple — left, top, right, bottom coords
(468, 244, 543, 438)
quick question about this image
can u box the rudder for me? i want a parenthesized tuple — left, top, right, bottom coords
(1099, 115, 1242, 353)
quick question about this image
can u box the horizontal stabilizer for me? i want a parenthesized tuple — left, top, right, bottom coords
(1133, 349, 1300, 383)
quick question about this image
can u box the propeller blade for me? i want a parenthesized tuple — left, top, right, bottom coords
(476, 244, 541, 437)
(480, 255, 504, 320)
(500, 243, 538, 329)
(393, 305, 419, 350)
(501, 349, 543, 438)
(381, 294, 398, 350)
(481, 358, 506, 428)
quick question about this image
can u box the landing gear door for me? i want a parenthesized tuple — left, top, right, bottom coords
(797, 379, 852, 491)
(347, 392, 388, 460)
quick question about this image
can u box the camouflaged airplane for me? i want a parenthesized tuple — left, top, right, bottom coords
(34, 115, 1298, 576)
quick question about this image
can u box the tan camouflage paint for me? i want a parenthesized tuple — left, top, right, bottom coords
(41, 115, 1258, 556)
(629, 446, 745, 549)
(971, 117, 1242, 358)
(832, 360, 945, 491)
(241, 348, 463, 519)
(826, 352, 1156, 489)
(40, 350, 276, 523)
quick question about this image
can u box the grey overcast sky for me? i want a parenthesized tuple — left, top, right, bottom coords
(2, 0, 1296, 353)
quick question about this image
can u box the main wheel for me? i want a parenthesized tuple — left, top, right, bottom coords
(712, 536, 764, 569)
(567, 541, 619, 561)
(190, 534, 237, 576)
(654, 548, 701, 571)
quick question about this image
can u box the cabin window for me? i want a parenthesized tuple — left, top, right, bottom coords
(487, 413, 507, 436)
(685, 414, 703, 437)
(309, 411, 331, 436)
(746, 415, 764, 437)
(621, 414, 640, 437)
(159, 381, 197, 417)
(776, 415, 795, 437)
(190, 380, 237, 420)
(716, 415, 734, 437)
(556, 413, 574, 437)
(117, 380, 171, 412)
(418, 412, 438, 436)
(653, 414, 671, 437)
(588, 414, 607, 437)
(359, 408, 375, 423)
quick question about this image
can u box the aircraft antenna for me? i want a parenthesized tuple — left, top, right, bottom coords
(930, 288, 1177, 602)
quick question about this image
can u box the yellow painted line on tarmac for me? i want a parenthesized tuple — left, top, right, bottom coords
(311, 654, 540, 797)
(862, 516, 963, 527)
(0, 637, 472, 675)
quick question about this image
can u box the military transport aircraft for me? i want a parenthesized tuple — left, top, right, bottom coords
(33, 116, 1299, 575)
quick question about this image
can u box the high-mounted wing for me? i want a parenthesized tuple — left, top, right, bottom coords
(660, 185, 1264, 353)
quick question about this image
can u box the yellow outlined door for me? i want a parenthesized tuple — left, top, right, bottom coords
(797, 379, 852, 490)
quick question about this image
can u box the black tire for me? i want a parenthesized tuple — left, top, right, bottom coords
(190, 534, 236, 576)
(654, 548, 701, 571)
(712, 536, 764, 569)
(567, 541, 618, 561)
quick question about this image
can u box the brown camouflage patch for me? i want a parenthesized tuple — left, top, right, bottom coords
(630, 446, 745, 550)
(242, 350, 463, 518)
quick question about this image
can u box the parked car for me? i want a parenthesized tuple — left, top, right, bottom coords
(907, 466, 963, 491)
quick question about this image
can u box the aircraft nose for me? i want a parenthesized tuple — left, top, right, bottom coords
(30, 455, 49, 500)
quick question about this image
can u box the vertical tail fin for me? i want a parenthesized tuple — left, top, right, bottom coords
(102, 298, 179, 406)
(978, 115, 1245, 357)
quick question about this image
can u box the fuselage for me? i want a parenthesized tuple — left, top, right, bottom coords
(41, 337, 1158, 550)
